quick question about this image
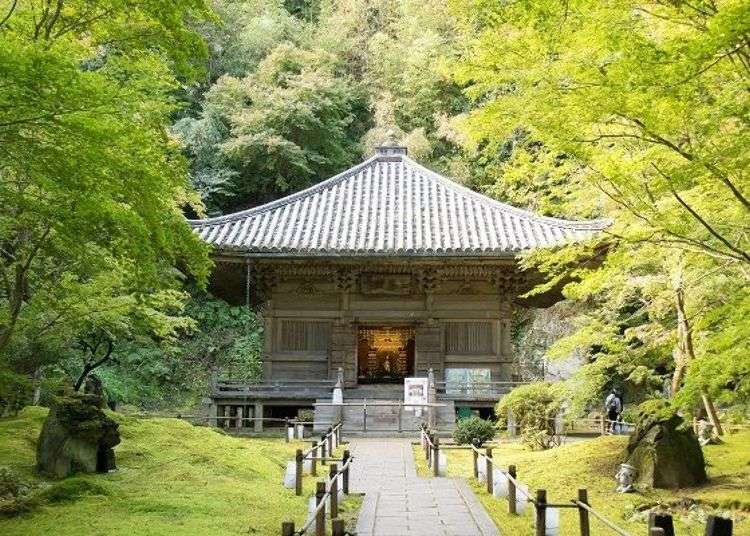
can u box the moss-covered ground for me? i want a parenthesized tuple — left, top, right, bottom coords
(0, 407, 359, 535)
(414, 432, 750, 535)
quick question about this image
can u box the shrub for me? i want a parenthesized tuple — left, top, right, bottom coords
(297, 409, 315, 422)
(496, 382, 565, 450)
(0, 467, 38, 518)
(453, 417, 496, 446)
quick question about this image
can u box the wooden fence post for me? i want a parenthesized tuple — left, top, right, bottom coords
(321, 435, 327, 465)
(486, 448, 493, 495)
(327, 426, 333, 454)
(284, 417, 290, 442)
(329, 463, 339, 519)
(472, 448, 479, 479)
(508, 465, 517, 515)
(535, 489, 547, 536)
(705, 515, 733, 536)
(577, 489, 590, 536)
(425, 431, 431, 462)
(236, 406, 243, 431)
(432, 436, 440, 477)
(332, 519, 345, 536)
(310, 441, 318, 476)
(315, 481, 326, 536)
(649, 513, 675, 536)
(363, 405, 367, 433)
(600, 415, 606, 435)
(342, 450, 350, 494)
(281, 521, 294, 536)
(295, 449, 303, 496)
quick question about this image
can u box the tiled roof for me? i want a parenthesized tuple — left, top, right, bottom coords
(189, 145, 609, 257)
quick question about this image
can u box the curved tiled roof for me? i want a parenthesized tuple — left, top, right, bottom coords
(189, 146, 609, 257)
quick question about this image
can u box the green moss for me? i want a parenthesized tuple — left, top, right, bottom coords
(38, 478, 110, 503)
(0, 407, 352, 535)
(414, 431, 750, 535)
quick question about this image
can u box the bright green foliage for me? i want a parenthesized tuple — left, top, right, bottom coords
(451, 0, 750, 410)
(313, 0, 469, 164)
(452, 416, 496, 446)
(0, 0, 212, 407)
(88, 296, 264, 409)
(175, 0, 473, 213)
(174, 42, 369, 211)
(496, 382, 565, 450)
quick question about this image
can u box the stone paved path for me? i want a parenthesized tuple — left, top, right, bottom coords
(349, 439, 500, 536)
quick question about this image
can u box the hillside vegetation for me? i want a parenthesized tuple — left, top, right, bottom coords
(415, 433, 750, 536)
(0, 407, 336, 535)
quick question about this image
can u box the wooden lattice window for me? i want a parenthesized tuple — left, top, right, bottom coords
(445, 322, 493, 354)
(279, 320, 330, 352)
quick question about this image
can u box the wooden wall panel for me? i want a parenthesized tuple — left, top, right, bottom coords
(445, 321, 493, 354)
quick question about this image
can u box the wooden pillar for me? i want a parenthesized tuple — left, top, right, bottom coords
(310, 441, 318, 476)
(254, 403, 263, 432)
(315, 481, 326, 536)
(508, 465, 517, 515)
(432, 436, 440, 477)
(329, 463, 338, 519)
(415, 323, 443, 379)
(331, 321, 356, 386)
(295, 449, 303, 496)
(486, 448, 493, 495)
(577, 489, 590, 536)
(332, 519, 345, 536)
(342, 450, 350, 494)
(705, 515, 733, 536)
(218, 405, 226, 429)
(535, 489, 547, 536)
(649, 513, 675, 536)
(236, 406, 243, 431)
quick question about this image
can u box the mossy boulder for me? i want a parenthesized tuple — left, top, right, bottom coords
(626, 406, 706, 489)
(36, 393, 120, 479)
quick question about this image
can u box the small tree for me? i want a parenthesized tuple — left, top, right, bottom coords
(453, 416, 495, 447)
(497, 382, 565, 450)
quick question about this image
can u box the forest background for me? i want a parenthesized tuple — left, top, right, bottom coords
(1, 0, 747, 417)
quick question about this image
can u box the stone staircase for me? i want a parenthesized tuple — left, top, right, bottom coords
(313, 385, 456, 436)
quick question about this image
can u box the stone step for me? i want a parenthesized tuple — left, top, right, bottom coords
(313, 398, 456, 434)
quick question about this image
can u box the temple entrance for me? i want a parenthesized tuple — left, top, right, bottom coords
(357, 326, 415, 384)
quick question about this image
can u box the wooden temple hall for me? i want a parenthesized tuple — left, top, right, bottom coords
(190, 141, 607, 433)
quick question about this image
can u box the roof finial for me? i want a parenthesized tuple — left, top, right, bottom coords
(376, 128, 407, 158)
(384, 128, 398, 146)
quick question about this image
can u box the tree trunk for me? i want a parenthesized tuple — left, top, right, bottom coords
(671, 270, 694, 395)
(701, 391, 724, 436)
(32, 367, 43, 405)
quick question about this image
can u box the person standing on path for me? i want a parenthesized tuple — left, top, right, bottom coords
(604, 389, 622, 434)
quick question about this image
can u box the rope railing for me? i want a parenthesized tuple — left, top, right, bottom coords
(281, 455, 355, 536)
(574, 498, 632, 536)
(420, 428, 648, 536)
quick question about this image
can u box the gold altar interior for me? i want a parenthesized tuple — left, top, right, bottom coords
(357, 326, 415, 383)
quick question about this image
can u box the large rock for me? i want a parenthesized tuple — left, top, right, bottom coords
(626, 414, 706, 489)
(36, 393, 120, 479)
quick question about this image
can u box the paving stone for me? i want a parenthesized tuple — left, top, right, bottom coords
(348, 439, 500, 536)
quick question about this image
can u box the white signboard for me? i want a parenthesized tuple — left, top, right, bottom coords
(404, 377, 429, 406)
